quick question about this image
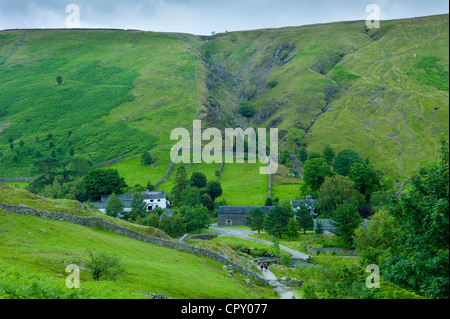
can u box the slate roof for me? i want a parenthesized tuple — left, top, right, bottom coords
(291, 198, 316, 209)
(218, 206, 273, 215)
(100, 191, 165, 203)
(95, 191, 166, 210)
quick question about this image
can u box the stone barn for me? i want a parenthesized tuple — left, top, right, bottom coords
(218, 206, 273, 227)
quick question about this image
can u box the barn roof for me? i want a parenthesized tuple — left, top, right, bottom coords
(100, 191, 166, 203)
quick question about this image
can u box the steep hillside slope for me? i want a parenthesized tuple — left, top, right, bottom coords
(0, 29, 200, 177)
(0, 14, 448, 183)
(195, 14, 449, 179)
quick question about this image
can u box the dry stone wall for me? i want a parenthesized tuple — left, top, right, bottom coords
(306, 240, 358, 256)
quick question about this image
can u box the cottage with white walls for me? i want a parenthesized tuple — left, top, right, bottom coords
(93, 190, 170, 214)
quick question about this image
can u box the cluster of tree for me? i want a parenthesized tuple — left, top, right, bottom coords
(297, 145, 390, 248)
(247, 201, 314, 239)
(26, 155, 95, 201)
(104, 165, 221, 237)
(105, 191, 187, 238)
(26, 146, 160, 204)
(171, 166, 222, 211)
(352, 140, 449, 299)
(1, 130, 78, 167)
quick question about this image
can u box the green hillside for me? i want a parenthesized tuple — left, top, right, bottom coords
(0, 29, 200, 177)
(0, 14, 448, 191)
(195, 14, 449, 181)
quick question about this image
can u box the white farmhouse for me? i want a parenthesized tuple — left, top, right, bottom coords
(93, 190, 170, 214)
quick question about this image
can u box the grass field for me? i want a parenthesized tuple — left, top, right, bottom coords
(108, 151, 291, 206)
(0, 209, 275, 299)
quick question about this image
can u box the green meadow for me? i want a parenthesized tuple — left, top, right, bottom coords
(0, 209, 274, 299)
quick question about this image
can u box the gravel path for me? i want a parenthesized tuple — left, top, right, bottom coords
(209, 225, 310, 299)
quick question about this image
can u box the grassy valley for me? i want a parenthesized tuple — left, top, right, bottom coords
(0, 14, 448, 301)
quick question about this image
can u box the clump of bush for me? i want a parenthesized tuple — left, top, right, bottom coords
(85, 250, 125, 281)
(238, 101, 255, 118)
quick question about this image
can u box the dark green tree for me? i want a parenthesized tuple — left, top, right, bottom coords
(246, 207, 265, 234)
(180, 205, 210, 234)
(294, 202, 314, 234)
(238, 101, 255, 117)
(82, 169, 128, 201)
(263, 205, 291, 238)
(349, 162, 382, 202)
(323, 144, 335, 163)
(171, 214, 187, 238)
(143, 213, 159, 228)
(32, 157, 61, 181)
(158, 215, 173, 235)
(330, 203, 362, 249)
(264, 197, 273, 206)
(303, 157, 333, 192)
(206, 180, 222, 204)
(286, 217, 299, 239)
(141, 151, 154, 166)
(190, 172, 207, 188)
(56, 75, 63, 86)
(146, 180, 155, 191)
(381, 140, 449, 299)
(105, 192, 124, 218)
(280, 149, 291, 165)
(172, 165, 189, 206)
(297, 147, 308, 163)
(316, 175, 365, 217)
(200, 193, 214, 211)
(85, 250, 124, 282)
(333, 150, 364, 176)
(179, 186, 202, 207)
(131, 192, 146, 219)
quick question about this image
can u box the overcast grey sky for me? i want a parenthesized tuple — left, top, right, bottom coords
(0, 0, 448, 35)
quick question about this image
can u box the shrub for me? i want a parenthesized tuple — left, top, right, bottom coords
(268, 80, 278, 88)
(238, 101, 255, 117)
(56, 75, 63, 86)
(85, 250, 125, 281)
(105, 192, 123, 218)
(280, 50, 289, 60)
(141, 150, 154, 166)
